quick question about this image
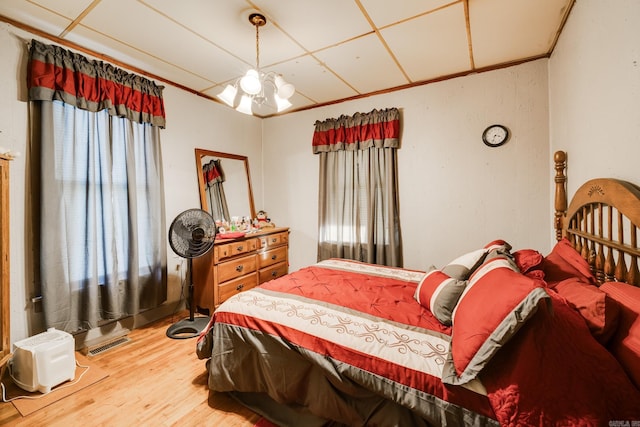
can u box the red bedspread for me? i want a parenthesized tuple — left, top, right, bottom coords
(482, 292, 640, 425)
(199, 259, 640, 426)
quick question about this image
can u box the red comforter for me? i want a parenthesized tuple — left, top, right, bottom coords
(198, 259, 640, 426)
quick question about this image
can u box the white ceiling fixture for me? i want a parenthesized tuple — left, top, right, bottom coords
(217, 13, 295, 116)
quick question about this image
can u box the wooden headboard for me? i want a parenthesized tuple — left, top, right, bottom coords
(554, 150, 640, 286)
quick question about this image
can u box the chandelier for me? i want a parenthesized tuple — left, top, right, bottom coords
(217, 13, 295, 116)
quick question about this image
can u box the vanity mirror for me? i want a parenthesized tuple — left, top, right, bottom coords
(195, 149, 256, 223)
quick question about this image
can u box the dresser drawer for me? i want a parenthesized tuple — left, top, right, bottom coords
(258, 246, 288, 269)
(259, 261, 288, 284)
(215, 238, 258, 262)
(259, 231, 288, 249)
(218, 272, 258, 303)
(217, 254, 257, 283)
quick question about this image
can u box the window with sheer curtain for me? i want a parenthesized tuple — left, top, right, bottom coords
(313, 108, 403, 267)
(28, 39, 167, 333)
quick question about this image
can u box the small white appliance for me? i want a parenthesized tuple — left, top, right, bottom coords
(9, 328, 76, 393)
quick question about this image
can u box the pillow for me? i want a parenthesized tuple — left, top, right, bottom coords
(599, 281, 640, 390)
(553, 278, 620, 345)
(542, 238, 596, 286)
(442, 239, 512, 280)
(441, 254, 549, 386)
(414, 268, 467, 326)
(513, 249, 544, 274)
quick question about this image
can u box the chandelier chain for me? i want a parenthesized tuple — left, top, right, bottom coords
(255, 22, 260, 70)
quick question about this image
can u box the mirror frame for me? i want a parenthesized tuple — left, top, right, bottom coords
(195, 149, 256, 220)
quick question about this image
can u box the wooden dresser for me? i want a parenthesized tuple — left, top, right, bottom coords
(192, 227, 289, 314)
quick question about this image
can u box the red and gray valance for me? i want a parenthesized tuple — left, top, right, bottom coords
(28, 39, 166, 128)
(312, 107, 400, 153)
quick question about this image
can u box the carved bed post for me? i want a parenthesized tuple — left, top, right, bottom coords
(554, 151, 567, 241)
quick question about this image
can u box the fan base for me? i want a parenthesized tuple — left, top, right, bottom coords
(166, 315, 210, 339)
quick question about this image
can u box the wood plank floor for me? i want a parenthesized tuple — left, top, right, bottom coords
(0, 312, 261, 427)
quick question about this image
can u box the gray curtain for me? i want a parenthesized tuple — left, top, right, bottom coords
(29, 40, 167, 333)
(203, 159, 230, 222)
(314, 108, 402, 267)
(37, 100, 167, 333)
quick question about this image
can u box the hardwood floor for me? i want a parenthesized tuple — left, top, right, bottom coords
(0, 312, 262, 427)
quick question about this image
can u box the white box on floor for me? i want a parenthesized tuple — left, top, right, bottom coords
(10, 328, 76, 393)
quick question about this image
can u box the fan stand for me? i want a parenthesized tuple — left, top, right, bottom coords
(166, 258, 210, 339)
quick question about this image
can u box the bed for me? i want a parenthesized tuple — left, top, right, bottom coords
(196, 150, 640, 426)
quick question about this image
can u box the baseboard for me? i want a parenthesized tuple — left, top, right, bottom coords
(72, 301, 185, 351)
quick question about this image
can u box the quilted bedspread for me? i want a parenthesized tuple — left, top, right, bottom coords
(197, 259, 640, 426)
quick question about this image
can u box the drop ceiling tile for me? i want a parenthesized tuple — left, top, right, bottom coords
(381, 2, 470, 82)
(0, 0, 72, 35)
(263, 55, 358, 104)
(76, 0, 243, 84)
(251, 0, 372, 52)
(66, 25, 217, 91)
(314, 33, 408, 95)
(471, 0, 572, 67)
(142, 0, 304, 68)
(360, 0, 454, 28)
(30, 0, 96, 20)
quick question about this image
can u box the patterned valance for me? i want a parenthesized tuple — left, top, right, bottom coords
(312, 108, 400, 153)
(28, 39, 166, 128)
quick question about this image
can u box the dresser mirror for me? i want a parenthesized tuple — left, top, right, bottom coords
(195, 149, 256, 223)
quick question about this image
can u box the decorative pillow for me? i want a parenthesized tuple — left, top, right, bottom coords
(542, 238, 596, 286)
(599, 281, 640, 390)
(442, 239, 512, 280)
(552, 278, 620, 345)
(513, 249, 544, 274)
(441, 254, 549, 386)
(414, 268, 467, 326)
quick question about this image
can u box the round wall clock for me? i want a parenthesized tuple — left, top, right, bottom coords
(482, 124, 510, 147)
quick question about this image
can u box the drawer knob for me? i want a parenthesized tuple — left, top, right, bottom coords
(271, 238, 277, 243)
(236, 265, 244, 272)
(236, 284, 244, 291)
(271, 271, 278, 277)
(271, 255, 277, 260)
(236, 245, 243, 251)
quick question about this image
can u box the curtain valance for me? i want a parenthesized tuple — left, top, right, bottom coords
(312, 107, 400, 154)
(28, 39, 166, 128)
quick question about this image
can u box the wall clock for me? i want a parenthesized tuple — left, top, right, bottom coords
(482, 124, 509, 147)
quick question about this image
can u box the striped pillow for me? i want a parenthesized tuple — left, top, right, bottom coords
(414, 268, 467, 326)
(442, 239, 512, 280)
(441, 253, 549, 385)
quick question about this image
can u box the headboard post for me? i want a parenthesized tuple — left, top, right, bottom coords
(554, 151, 567, 241)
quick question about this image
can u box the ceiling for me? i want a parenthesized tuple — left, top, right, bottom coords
(0, 0, 574, 117)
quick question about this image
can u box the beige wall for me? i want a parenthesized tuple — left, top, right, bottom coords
(549, 0, 640, 194)
(263, 60, 551, 272)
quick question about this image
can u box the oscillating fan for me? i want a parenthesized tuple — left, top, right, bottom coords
(166, 208, 217, 339)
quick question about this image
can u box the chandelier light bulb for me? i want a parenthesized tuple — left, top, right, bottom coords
(240, 69, 261, 95)
(235, 94, 253, 115)
(275, 94, 292, 112)
(217, 84, 238, 107)
(274, 75, 295, 100)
